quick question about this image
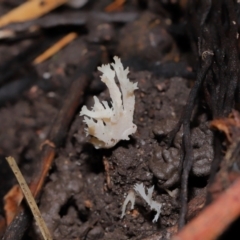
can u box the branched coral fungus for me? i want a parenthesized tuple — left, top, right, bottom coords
(80, 56, 138, 149)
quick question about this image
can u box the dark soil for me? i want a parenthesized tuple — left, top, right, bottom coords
(0, 1, 221, 239)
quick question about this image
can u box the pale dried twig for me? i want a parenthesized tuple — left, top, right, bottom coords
(5, 156, 52, 240)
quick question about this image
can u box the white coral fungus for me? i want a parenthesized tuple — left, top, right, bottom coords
(121, 190, 135, 219)
(80, 56, 138, 149)
(121, 183, 162, 223)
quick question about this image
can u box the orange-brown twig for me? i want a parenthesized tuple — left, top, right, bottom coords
(33, 32, 78, 65)
(0, 0, 68, 28)
(172, 177, 240, 240)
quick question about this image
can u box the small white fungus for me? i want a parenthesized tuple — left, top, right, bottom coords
(121, 190, 136, 219)
(121, 183, 162, 223)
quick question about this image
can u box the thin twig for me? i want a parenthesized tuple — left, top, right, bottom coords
(5, 156, 52, 240)
(178, 52, 213, 228)
(33, 32, 78, 65)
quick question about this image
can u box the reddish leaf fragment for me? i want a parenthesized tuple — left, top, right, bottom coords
(4, 185, 23, 225)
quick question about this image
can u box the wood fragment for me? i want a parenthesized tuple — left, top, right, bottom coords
(5, 156, 52, 240)
(33, 32, 78, 64)
(2, 210, 31, 240)
(0, 0, 68, 28)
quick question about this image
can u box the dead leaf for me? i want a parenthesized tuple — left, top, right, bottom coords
(210, 110, 240, 143)
(4, 185, 23, 225)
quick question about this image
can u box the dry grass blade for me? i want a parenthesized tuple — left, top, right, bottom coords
(5, 156, 52, 240)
